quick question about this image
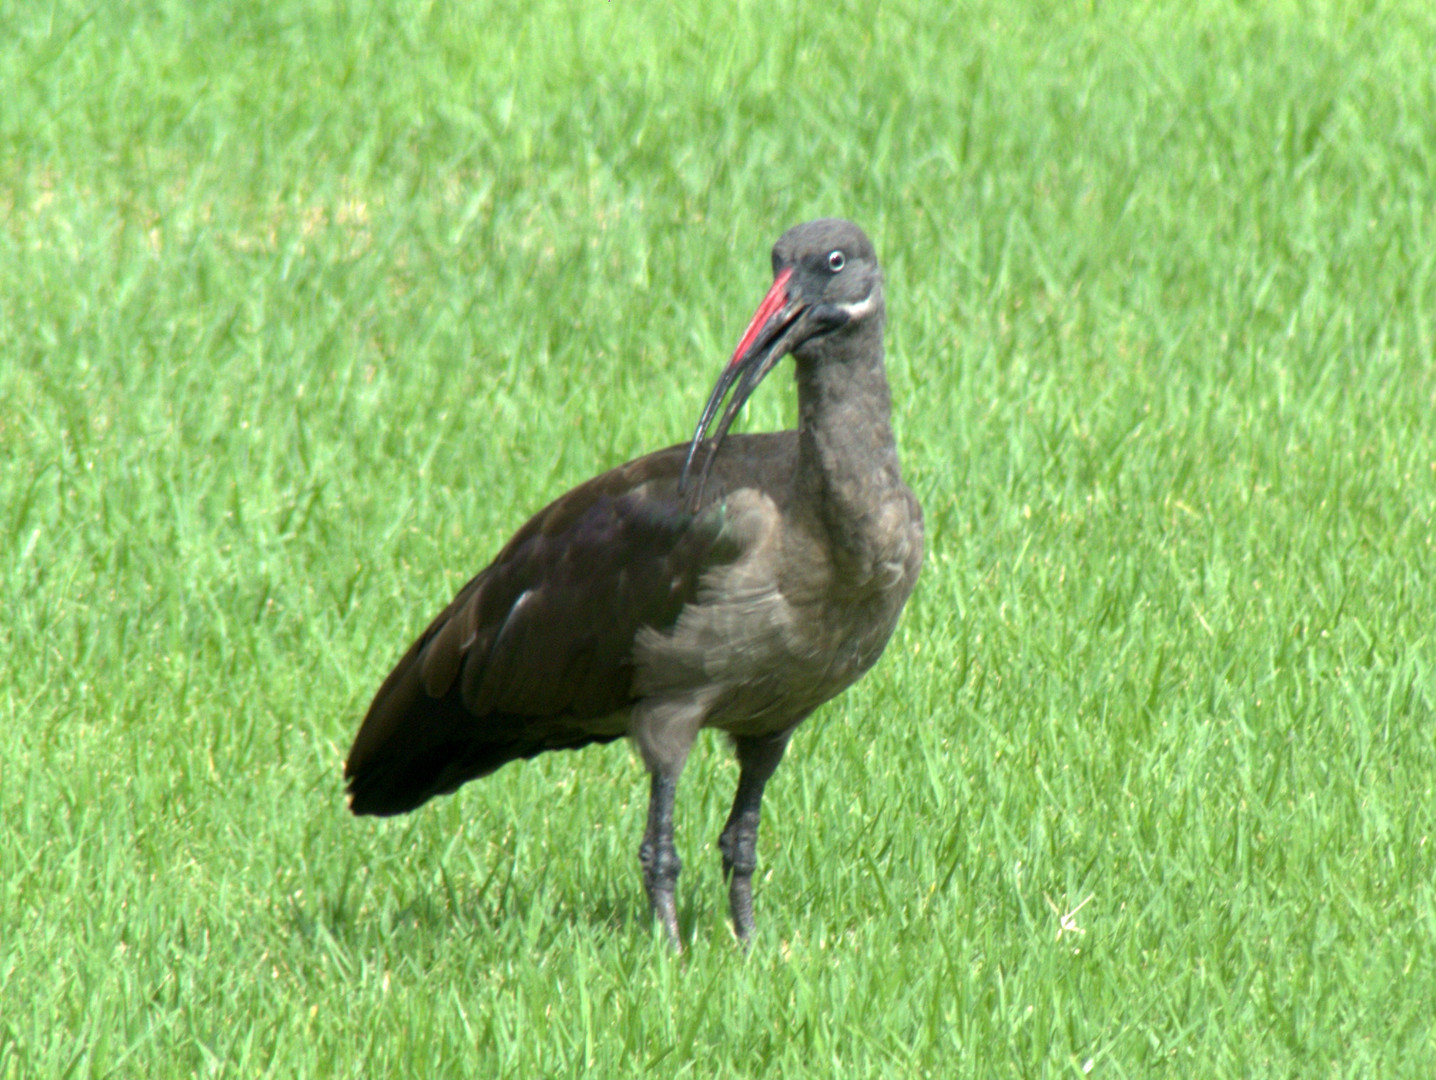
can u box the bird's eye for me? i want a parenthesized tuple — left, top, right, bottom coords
(827, 250, 846, 272)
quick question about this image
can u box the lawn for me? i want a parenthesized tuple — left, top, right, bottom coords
(3, 0, 1435, 1075)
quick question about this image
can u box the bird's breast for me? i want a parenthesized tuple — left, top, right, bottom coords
(632, 482, 921, 736)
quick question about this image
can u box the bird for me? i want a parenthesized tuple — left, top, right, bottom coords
(344, 218, 923, 944)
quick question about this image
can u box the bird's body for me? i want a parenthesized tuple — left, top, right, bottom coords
(345, 219, 922, 943)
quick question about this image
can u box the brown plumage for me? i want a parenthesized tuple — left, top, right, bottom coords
(345, 219, 923, 944)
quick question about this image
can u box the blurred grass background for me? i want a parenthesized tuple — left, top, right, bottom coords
(3, 0, 1435, 1075)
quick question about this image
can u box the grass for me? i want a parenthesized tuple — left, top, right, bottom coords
(3, 0, 1436, 1074)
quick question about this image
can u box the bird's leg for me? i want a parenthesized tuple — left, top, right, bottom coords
(639, 770, 683, 947)
(719, 730, 793, 943)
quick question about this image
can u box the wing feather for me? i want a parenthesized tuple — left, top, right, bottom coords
(344, 441, 748, 814)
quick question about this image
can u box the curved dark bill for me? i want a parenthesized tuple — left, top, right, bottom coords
(679, 267, 799, 498)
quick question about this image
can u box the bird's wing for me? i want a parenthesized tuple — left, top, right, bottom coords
(344, 444, 742, 813)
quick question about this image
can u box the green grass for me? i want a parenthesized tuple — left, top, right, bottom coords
(4, 0, 1436, 1074)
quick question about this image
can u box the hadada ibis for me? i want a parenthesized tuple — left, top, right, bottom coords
(344, 218, 924, 944)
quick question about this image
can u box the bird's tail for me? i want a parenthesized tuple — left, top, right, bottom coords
(343, 647, 620, 816)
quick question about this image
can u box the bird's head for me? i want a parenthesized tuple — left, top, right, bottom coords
(680, 218, 884, 497)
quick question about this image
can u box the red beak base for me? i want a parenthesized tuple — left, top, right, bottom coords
(678, 265, 798, 500)
(727, 266, 794, 371)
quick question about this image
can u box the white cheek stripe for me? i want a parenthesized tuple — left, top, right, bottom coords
(832, 290, 878, 322)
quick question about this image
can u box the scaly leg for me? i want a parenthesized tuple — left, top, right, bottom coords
(718, 729, 793, 942)
(638, 770, 683, 947)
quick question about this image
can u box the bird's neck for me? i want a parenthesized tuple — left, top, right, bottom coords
(793, 322, 908, 570)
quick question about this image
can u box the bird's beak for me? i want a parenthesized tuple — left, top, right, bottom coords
(680, 266, 808, 499)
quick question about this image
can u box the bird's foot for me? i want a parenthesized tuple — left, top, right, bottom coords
(640, 839, 683, 950)
(722, 845, 758, 944)
(726, 869, 756, 945)
(650, 887, 682, 950)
